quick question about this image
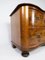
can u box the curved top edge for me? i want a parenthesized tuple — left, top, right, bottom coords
(10, 3, 45, 16)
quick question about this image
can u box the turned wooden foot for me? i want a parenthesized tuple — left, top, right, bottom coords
(21, 51, 29, 57)
(12, 44, 16, 48)
(41, 43, 45, 46)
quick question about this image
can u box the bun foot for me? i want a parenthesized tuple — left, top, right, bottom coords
(41, 43, 45, 46)
(21, 51, 29, 57)
(12, 44, 16, 48)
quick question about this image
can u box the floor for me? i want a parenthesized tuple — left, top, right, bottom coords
(0, 41, 45, 60)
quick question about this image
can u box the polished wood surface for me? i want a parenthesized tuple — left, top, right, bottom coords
(10, 3, 45, 52)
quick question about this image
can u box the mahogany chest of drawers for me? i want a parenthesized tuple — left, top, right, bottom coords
(10, 3, 45, 57)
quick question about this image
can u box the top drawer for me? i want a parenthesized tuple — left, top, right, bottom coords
(29, 6, 45, 27)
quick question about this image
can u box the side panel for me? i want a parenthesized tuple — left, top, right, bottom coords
(11, 9, 21, 47)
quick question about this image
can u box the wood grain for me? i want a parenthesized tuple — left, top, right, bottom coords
(11, 4, 45, 51)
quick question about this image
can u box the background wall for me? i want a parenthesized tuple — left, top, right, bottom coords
(0, 0, 45, 60)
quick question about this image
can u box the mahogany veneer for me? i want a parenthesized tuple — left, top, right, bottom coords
(10, 3, 45, 57)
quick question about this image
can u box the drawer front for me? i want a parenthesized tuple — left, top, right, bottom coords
(29, 28, 45, 47)
(29, 6, 44, 27)
(28, 6, 45, 48)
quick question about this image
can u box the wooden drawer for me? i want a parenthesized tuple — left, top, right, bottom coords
(29, 27, 45, 47)
(29, 6, 44, 27)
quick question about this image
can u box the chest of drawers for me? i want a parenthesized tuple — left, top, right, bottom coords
(10, 3, 45, 57)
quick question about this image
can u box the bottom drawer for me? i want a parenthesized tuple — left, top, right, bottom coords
(29, 28, 45, 48)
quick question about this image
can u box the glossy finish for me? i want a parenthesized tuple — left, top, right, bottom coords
(10, 3, 45, 56)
